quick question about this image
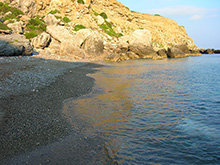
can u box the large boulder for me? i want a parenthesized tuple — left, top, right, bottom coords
(31, 32, 51, 49)
(129, 29, 152, 47)
(189, 49, 202, 56)
(173, 44, 190, 54)
(129, 29, 157, 58)
(97, 15, 105, 25)
(43, 14, 60, 26)
(0, 40, 24, 56)
(167, 47, 186, 58)
(46, 25, 75, 43)
(60, 40, 85, 59)
(81, 32, 104, 55)
(129, 44, 157, 59)
(157, 49, 168, 58)
(7, 21, 24, 34)
(0, 34, 33, 56)
(74, 29, 93, 48)
(117, 35, 129, 51)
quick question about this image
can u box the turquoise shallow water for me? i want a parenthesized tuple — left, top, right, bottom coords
(63, 55, 220, 164)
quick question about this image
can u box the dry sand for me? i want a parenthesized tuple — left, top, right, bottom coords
(0, 56, 108, 164)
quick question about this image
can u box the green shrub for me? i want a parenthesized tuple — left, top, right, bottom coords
(26, 24, 39, 31)
(77, 0, 85, 4)
(24, 31, 37, 39)
(74, 24, 86, 31)
(25, 17, 46, 39)
(0, 2, 23, 15)
(48, 9, 60, 15)
(105, 20, 112, 29)
(155, 14, 161, 16)
(2, 13, 19, 21)
(98, 19, 123, 37)
(0, 22, 11, 30)
(27, 17, 46, 31)
(99, 23, 122, 37)
(100, 12, 108, 19)
(62, 16, 71, 23)
(54, 15, 62, 20)
(93, 10, 99, 16)
(0, 2, 23, 21)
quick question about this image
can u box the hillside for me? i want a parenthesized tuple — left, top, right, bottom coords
(0, 0, 200, 61)
(32, 0, 197, 50)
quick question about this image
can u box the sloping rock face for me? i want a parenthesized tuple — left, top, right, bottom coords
(0, 0, 201, 61)
(0, 34, 33, 56)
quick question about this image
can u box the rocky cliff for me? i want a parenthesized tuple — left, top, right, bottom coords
(0, 0, 201, 61)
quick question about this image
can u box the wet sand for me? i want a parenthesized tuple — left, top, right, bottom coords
(0, 56, 106, 164)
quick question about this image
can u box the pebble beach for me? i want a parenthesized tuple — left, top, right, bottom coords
(0, 56, 106, 164)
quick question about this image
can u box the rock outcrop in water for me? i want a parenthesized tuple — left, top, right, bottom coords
(0, 0, 203, 60)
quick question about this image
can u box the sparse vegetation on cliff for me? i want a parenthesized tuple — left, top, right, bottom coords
(25, 17, 46, 39)
(62, 16, 71, 23)
(48, 9, 60, 15)
(0, 21, 11, 30)
(77, 0, 85, 4)
(0, 2, 23, 21)
(74, 24, 86, 31)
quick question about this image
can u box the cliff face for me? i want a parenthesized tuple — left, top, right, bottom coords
(3, 0, 197, 50)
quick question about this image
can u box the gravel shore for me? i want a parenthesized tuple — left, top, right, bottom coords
(0, 56, 106, 164)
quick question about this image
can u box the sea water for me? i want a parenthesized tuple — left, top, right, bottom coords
(63, 55, 220, 164)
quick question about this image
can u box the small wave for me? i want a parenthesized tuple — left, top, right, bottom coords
(177, 119, 220, 139)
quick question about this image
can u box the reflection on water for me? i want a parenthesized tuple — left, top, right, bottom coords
(63, 56, 220, 164)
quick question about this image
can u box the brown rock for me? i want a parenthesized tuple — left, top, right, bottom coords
(173, 44, 190, 54)
(46, 25, 75, 43)
(157, 49, 168, 58)
(0, 34, 33, 56)
(81, 33, 104, 55)
(43, 14, 60, 26)
(167, 47, 186, 58)
(105, 53, 129, 62)
(129, 29, 152, 48)
(31, 32, 51, 49)
(129, 43, 157, 59)
(60, 40, 85, 59)
(74, 29, 93, 48)
(10, 0, 36, 17)
(117, 35, 129, 51)
(7, 21, 24, 34)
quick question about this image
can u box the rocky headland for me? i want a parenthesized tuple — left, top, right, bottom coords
(1, 0, 215, 62)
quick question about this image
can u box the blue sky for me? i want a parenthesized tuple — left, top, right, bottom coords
(117, 0, 220, 49)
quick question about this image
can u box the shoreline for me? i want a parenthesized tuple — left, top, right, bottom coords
(0, 56, 106, 164)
